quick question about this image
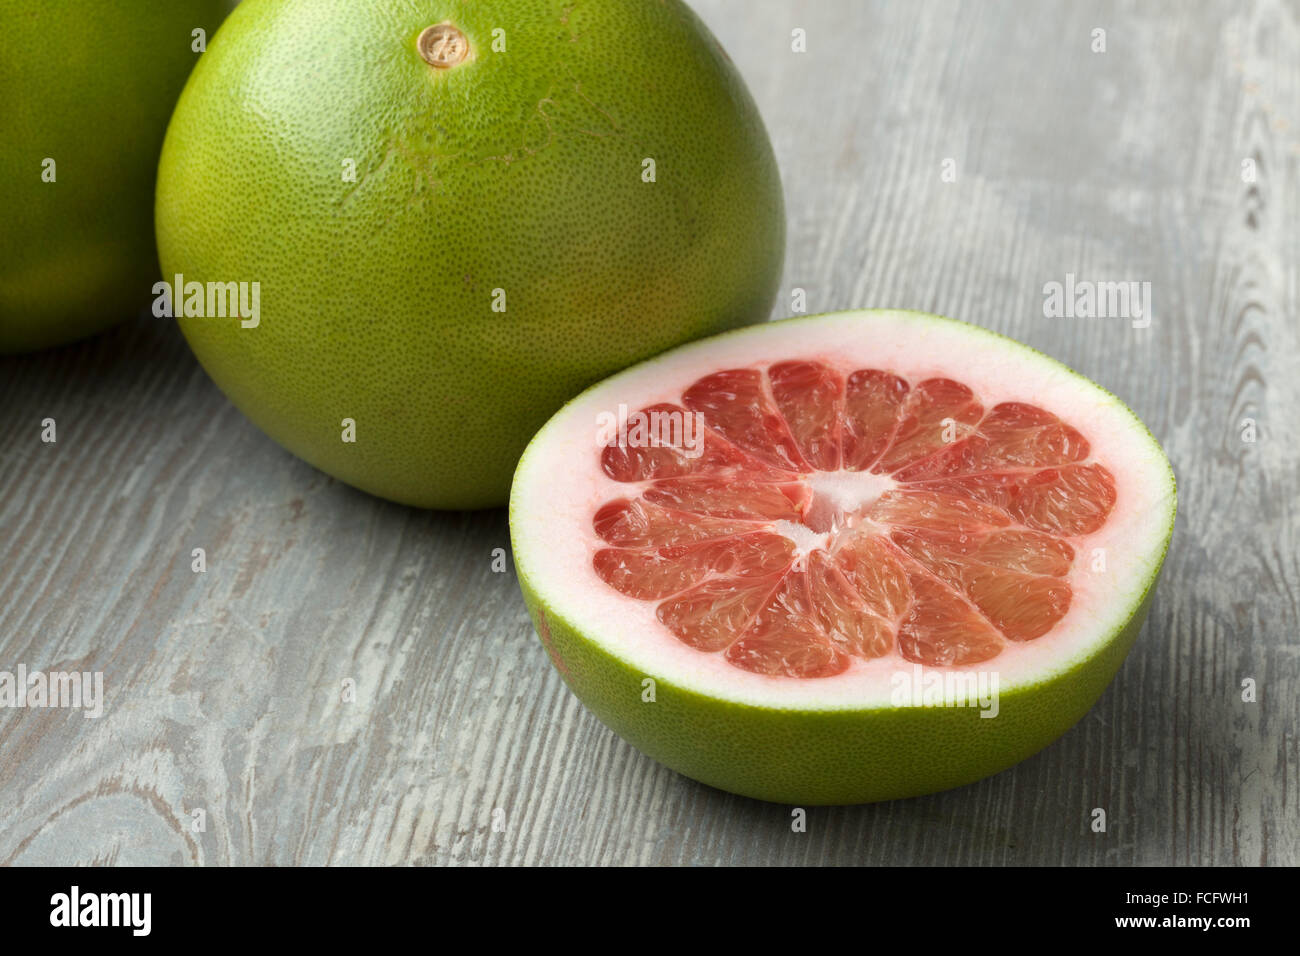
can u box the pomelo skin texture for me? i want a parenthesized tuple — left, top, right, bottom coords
(510, 311, 1177, 805)
(519, 581, 1154, 805)
(0, 0, 229, 354)
(156, 0, 785, 510)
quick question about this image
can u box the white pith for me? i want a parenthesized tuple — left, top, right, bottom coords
(806, 470, 897, 525)
(770, 519, 832, 559)
(511, 311, 1176, 710)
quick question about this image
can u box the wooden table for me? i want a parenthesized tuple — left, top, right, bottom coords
(2, 0, 1296, 866)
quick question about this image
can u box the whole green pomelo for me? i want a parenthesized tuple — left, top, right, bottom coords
(0, 0, 229, 354)
(155, 0, 785, 510)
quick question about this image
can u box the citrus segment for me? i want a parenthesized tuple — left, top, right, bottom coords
(657, 575, 784, 653)
(591, 359, 1118, 673)
(641, 478, 810, 521)
(600, 404, 773, 482)
(683, 369, 810, 472)
(842, 369, 910, 470)
(873, 378, 983, 473)
(592, 532, 794, 600)
(769, 361, 845, 470)
(723, 571, 849, 679)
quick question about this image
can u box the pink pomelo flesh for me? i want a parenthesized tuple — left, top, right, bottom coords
(510, 311, 1176, 803)
(594, 366, 1116, 677)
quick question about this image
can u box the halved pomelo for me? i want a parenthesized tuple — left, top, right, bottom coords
(510, 310, 1176, 804)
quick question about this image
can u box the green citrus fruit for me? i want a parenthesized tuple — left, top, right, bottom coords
(510, 310, 1177, 804)
(155, 0, 785, 509)
(0, 0, 229, 354)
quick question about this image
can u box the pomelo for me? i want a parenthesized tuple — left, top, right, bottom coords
(155, 0, 785, 509)
(0, 0, 229, 354)
(510, 310, 1177, 804)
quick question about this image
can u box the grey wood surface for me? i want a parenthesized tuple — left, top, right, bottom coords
(2, 0, 1297, 866)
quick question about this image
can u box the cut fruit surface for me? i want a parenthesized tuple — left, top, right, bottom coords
(511, 311, 1176, 804)
(591, 360, 1111, 676)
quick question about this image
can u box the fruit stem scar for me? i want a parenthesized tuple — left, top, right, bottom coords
(418, 22, 471, 70)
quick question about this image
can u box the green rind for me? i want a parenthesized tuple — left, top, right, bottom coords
(518, 568, 1156, 806)
(510, 309, 1176, 805)
(0, 0, 229, 354)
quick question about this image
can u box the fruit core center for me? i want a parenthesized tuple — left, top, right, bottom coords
(801, 470, 897, 535)
(418, 22, 470, 69)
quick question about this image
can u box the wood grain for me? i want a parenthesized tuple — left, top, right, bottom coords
(1, 0, 1296, 865)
